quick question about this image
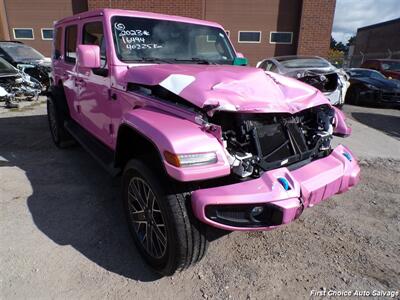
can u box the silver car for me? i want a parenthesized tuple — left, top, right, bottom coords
(257, 56, 349, 107)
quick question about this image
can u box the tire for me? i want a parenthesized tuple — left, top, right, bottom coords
(47, 88, 74, 148)
(122, 159, 208, 275)
(347, 85, 361, 106)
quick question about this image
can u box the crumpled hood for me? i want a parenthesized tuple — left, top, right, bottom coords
(123, 64, 330, 114)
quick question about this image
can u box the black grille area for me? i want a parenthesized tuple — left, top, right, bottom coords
(253, 120, 308, 162)
(205, 204, 284, 228)
(381, 91, 400, 102)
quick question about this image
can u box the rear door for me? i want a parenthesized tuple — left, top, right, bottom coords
(58, 24, 81, 123)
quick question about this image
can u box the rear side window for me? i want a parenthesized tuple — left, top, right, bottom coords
(65, 25, 77, 63)
(83, 22, 106, 67)
(53, 27, 62, 59)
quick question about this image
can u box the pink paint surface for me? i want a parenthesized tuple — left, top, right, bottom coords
(122, 65, 330, 114)
(191, 145, 360, 231)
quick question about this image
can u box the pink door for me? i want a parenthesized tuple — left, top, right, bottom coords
(77, 19, 113, 146)
(57, 24, 81, 123)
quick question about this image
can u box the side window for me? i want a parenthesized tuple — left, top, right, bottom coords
(264, 60, 276, 72)
(258, 61, 267, 70)
(83, 21, 106, 67)
(269, 63, 277, 72)
(193, 33, 230, 61)
(65, 25, 78, 64)
(53, 27, 62, 59)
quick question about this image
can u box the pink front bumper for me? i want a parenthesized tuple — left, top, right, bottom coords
(191, 144, 360, 231)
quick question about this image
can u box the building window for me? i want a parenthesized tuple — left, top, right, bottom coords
(269, 32, 293, 44)
(41, 28, 54, 40)
(13, 28, 34, 40)
(238, 31, 261, 43)
(65, 25, 77, 63)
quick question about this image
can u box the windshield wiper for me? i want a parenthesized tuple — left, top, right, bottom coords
(173, 58, 216, 65)
(128, 57, 174, 64)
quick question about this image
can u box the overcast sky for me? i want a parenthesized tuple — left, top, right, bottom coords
(332, 0, 400, 44)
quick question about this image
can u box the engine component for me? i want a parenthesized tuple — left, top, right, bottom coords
(214, 105, 335, 178)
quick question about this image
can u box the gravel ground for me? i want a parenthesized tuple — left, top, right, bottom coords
(0, 102, 399, 299)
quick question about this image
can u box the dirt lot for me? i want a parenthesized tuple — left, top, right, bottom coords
(0, 101, 399, 299)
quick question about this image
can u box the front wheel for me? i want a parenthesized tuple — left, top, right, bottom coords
(346, 85, 362, 106)
(122, 159, 208, 275)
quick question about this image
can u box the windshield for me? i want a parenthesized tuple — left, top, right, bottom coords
(0, 57, 17, 74)
(348, 69, 386, 79)
(0, 43, 44, 62)
(112, 16, 235, 64)
(381, 61, 400, 71)
(278, 58, 331, 69)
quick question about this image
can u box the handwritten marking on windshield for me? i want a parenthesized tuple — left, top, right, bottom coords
(114, 22, 163, 50)
(126, 44, 163, 50)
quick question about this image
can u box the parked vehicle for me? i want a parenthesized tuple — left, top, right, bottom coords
(0, 57, 41, 108)
(256, 56, 350, 107)
(345, 68, 400, 106)
(360, 59, 400, 80)
(49, 9, 360, 275)
(0, 41, 51, 92)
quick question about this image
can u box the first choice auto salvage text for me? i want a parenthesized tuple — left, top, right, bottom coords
(310, 289, 399, 298)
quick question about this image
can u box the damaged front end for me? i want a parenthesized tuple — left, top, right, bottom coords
(211, 104, 335, 179)
(0, 57, 42, 108)
(121, 64, 359, 231)
(289, 69, 349, 107)
(191, 106, 359, 230)
(190, 104, 359, 230)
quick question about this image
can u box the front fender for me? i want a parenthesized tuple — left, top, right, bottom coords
(333, 106, 351, 137)
(121, 107, 230, 182)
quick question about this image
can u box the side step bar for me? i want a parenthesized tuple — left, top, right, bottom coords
(64, 120, 121, 177)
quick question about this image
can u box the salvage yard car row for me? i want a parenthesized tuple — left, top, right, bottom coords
(256, 55, 400, 107)
(0, 41, 50, 108)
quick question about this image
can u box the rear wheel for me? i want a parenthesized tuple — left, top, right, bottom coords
(122, 159, 208, 275)
(47, 88, 74, 148)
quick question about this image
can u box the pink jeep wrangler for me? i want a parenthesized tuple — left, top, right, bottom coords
(48, 9, 360, 275)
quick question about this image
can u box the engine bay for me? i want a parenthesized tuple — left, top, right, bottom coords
(296, 71, 339, 93)
(210, 105, 335, 178)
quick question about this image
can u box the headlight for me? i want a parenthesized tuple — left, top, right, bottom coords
(365, 84, 378, 90)
(164, 151, 217, 167)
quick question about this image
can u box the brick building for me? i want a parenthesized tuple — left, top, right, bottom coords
(350, 18, 400, 67)
(0, 0, 336, 65)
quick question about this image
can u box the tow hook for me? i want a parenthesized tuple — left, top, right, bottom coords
(295, 197, 305, 219)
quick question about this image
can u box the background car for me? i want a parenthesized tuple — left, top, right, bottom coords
(0, 57, 41, 105)
(257, 55, 349, 107)
(345, 68, 400, 106)
(0, 41, 51, 92)
(360, 59, 400, 80)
